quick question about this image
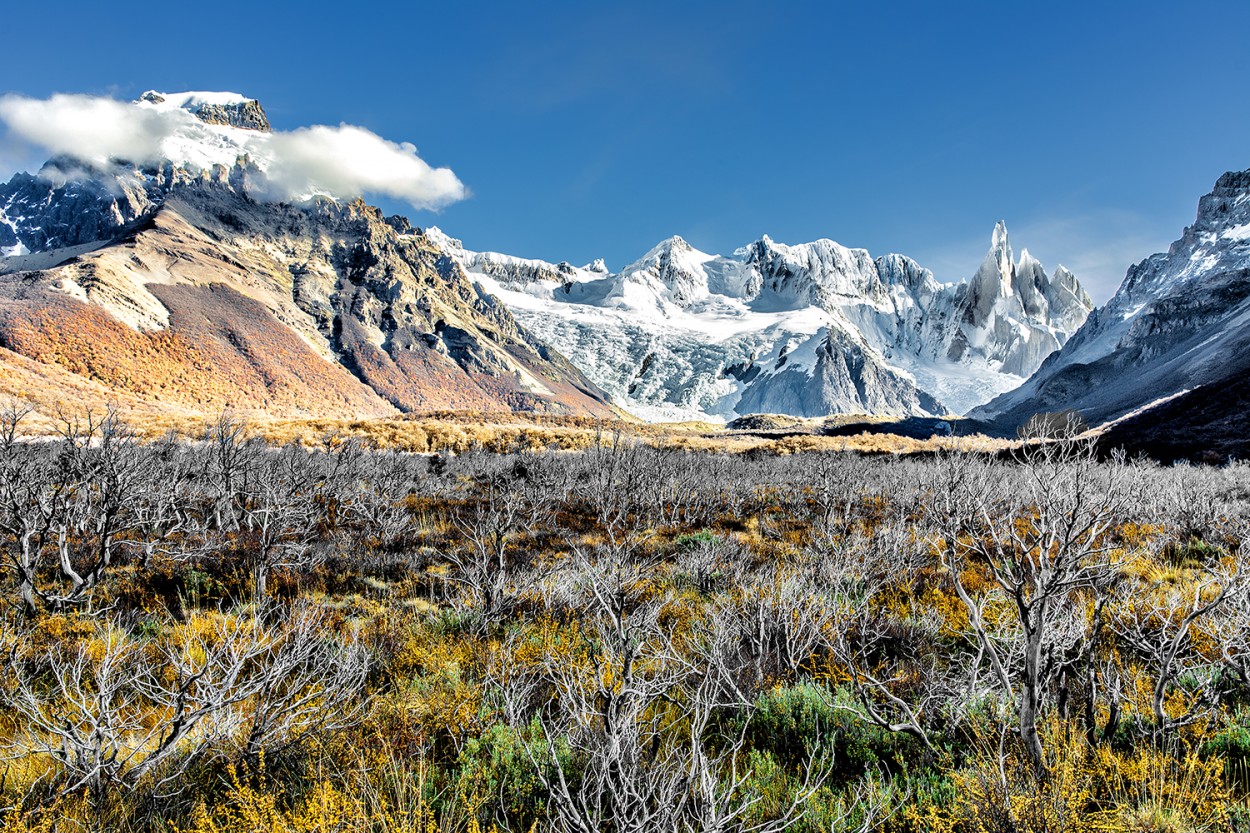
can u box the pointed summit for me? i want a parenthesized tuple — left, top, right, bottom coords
(650, 234, 692, 256)
(967, 221, 1016, 322)
(422, 226, 464, 254)
(618, 235, 718, 305)
(950, 221, 1094, 377)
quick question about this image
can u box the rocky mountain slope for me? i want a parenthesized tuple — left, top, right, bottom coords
(442, 222, 1092, 421)
(0, 93, 615, 420)
(973, 169, 1250, 459)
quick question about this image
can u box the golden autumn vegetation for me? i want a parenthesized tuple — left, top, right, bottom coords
(1, 406, 1249, 832)
(107, 410, 1015, 458)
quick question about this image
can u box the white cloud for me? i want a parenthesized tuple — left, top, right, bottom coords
(260, 125, 466, 209)
(0, 92, 466, 211)
(0, 94, 180, 165)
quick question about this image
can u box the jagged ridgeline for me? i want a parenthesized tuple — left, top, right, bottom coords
(0, 93, 617, 420)
(445, 222, 1093, 421)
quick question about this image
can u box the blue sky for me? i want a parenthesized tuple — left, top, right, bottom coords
(3, 0, 1249, 301)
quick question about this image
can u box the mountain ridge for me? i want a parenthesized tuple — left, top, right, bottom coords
(0, 89, 1095, 425)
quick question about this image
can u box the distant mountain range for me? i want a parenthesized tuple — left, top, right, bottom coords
(1, 89, 1247, 459)
(440, 219, 1091, 421)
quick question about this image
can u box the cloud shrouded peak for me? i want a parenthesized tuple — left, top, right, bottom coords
(0, 90, 467, 211)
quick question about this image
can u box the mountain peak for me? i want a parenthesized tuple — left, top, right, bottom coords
(422, 226, 463, 254)
(971, 221, 1015, 304)
(1213, 169, 1250, 193)
(138, 90, 271, 132)
(990, 220, 1011, 254)
(655, 234, 690, 252)
(630, 234, 705, 269)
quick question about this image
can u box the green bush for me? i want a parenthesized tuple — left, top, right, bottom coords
(737, 685, 926, 785)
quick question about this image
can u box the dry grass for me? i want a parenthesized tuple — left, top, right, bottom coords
(55, 408, 1014, 456)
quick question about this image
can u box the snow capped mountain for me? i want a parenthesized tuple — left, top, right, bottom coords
(951, 222, 1094, 377)
(443, 224, 1093, 421)
(974, 169, 1250, 449)
(0, 91, 272, 257)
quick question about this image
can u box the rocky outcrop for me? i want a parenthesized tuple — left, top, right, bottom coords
(138, 91, 272, 132)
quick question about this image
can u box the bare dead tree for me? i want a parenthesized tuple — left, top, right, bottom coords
(443, 452, 556, 627)
(1111, 565, 1242, 742)
(920, 437, 1127, 778)
(520, 542, 687, 833)
(0, 406, 152, 616)
(236, 444, 323, 599)
(814, 534, 953, 752)
(500, 546, 835, 833)
(200, 412, 262, 533)
(237, 602, 370, 763)
(343, 449, 427, 550)
(725, 567, 836, 691)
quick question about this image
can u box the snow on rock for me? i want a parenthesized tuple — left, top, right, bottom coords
(445, 223, 1093, 421)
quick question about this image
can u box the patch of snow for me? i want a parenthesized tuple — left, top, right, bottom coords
(0, 207, 26, 257)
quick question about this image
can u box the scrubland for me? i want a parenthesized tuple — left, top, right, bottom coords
(1, 406, 1248, 832)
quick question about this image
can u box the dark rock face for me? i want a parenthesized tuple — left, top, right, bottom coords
(0, 162, 160, 253)
(0, 156, 257, 255)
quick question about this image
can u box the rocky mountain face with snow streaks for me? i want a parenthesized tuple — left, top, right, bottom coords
(974, 169, 1250, 459)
